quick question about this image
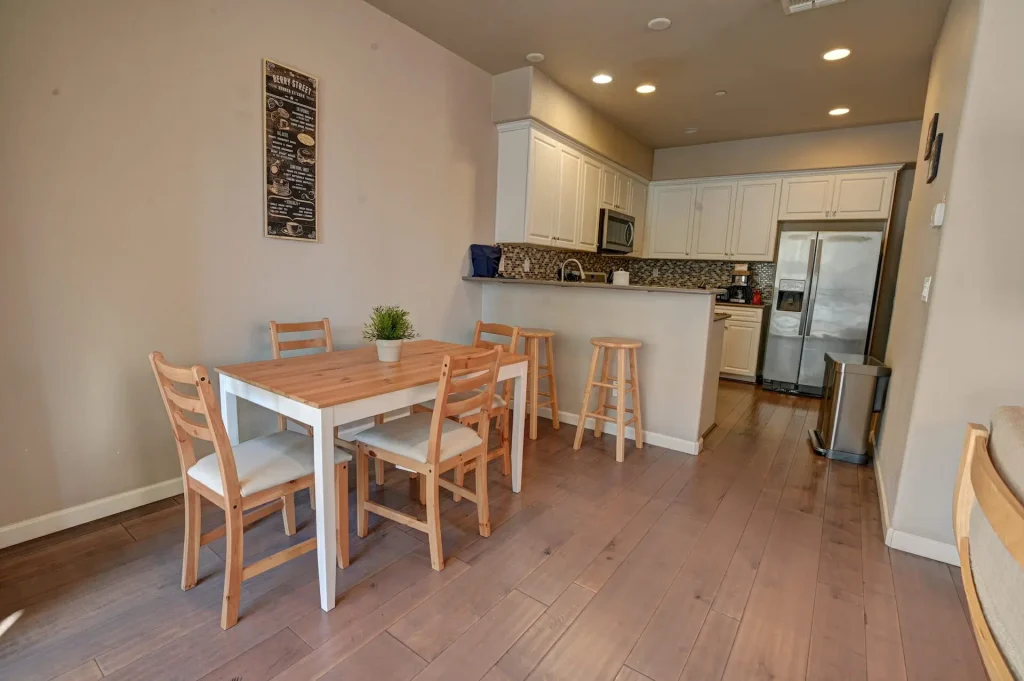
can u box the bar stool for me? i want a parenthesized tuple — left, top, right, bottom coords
(573, 337, 644, 463)
(519, 328, 561, 440)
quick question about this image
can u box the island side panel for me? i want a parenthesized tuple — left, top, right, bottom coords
(480, 284, 715, 453)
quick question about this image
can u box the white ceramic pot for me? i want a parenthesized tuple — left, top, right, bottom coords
(375, 339, 403, 362)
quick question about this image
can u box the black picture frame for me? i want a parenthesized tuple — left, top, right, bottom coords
(927, 133, 944, 184)
(924, 112, 939, 161)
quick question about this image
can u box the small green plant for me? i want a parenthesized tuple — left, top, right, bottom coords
(362, 305, 417, 342)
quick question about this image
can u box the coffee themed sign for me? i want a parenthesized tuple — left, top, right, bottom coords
(264, 59, 318, 241)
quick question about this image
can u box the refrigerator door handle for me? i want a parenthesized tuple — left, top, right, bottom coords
(803, 238, 825, 337)
(797, 238, 818, 338)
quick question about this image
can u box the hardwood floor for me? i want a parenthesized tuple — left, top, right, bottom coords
(0, 383, 986, 681)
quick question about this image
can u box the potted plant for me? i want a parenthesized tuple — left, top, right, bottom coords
(363, 305, 417, 362)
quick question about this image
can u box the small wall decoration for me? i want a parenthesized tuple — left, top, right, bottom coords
(264, 59, 318, 241)
(927, 132, 944, 184)
(924, 112, 940, 161)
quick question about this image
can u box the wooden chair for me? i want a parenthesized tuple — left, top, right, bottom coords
(955, 409, 1024, 680)
(150, 351, 351, 629)
(425, 322, 519, 501)
(270, 318, 387, 490)
(355, 348, 503, 571)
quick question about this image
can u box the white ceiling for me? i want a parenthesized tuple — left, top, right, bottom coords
(363, 0, 950, 148)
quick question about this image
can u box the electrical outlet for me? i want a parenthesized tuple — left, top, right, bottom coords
(652, 267, 659, 278)
(612, 388, 618, 398)
(523, 257, 530, 273)
(921, 276, 932, 302)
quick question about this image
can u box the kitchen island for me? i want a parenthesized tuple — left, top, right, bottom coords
(464, 276, 727, 455)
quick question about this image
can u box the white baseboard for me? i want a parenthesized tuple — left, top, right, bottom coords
(872, 455, 959, 566)
(885, 527, 961, 566)
(0, 478, 184, 550)
(537, 407, 701, 455)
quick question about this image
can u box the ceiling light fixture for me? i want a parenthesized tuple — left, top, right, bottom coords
(636, 84, 656, 94)
(592, 73, 613, 84)
(526, 53, 545, 63)
(648, 17, 672, 30)
(823, 48, 851, 61)
(684, 128, 699, 134)
(715, 90, 727, 96)
(829, 107, 850, 116)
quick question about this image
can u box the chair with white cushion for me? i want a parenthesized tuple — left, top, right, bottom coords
(419, 322, 520, 501)
(955, 408, 1024, 680)
(356, 347, 503, 571)
(150, 351, 351, 630)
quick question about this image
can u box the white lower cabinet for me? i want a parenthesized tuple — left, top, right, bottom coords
(715, 305, 765, 382)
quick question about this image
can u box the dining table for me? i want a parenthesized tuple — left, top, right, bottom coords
(216, 339, 530, 612)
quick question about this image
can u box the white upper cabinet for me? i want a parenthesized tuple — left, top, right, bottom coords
(628, 182, 648, 258)
(494, 122, 649, 253)
(830, 171, 896, 219)
(578, 157, 603, 250)
(690, 181, 737, 260)
(779, 174, 835, 220)
(552, 145, 583, 245)
(780, 169, 896, 220)
(526, 131, 559, 244)
(646, 183, 696, 258)
(649, 177, 781, 262)
(731, 178, 782, 260)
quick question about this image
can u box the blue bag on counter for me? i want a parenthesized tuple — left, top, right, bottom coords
(470, 245, 502, 278)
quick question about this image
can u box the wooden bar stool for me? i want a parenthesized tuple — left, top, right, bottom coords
(573, 337, 644, 463)
(519, 328, 561, 440)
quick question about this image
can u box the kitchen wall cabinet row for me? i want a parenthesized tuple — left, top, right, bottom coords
(495, 121, 649, 254)
(646, 165, 900, 262)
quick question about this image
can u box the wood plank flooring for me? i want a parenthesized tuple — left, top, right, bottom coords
(0, 382, 986, 681)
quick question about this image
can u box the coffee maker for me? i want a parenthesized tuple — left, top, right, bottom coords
(726, 264, 754, 304)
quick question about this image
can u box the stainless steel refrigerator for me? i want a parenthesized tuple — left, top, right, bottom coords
(762, 224, 884, 396)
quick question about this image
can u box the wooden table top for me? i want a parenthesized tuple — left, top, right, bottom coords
(217, 340, 528, 409)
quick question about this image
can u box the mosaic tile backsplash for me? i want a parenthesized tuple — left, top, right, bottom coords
(496, 244, 777, 302)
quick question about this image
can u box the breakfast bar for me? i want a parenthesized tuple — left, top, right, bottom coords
(465, 276, 727, 454)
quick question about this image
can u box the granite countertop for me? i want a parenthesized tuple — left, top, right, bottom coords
(463, 276, 725, 296)
(714, 313, 731, 322)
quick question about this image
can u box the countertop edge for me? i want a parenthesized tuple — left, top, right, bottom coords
(463, 276, 725, 296)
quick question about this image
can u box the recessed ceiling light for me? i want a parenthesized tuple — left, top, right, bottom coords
(823, 48, 851, 61)
(592, 73, 613, 84)
(526, 53, 545, 63)
(715, 90, 728, 96)
(636, 84, 656, 94)
(829, 107, 850, 116)
(648, 17, 672, 31)
(684, 128, 699, 134)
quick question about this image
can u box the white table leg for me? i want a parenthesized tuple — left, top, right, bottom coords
(220, 380, 240, 446)
(511, 366, 527, 493)
(313, 409, 337, 611)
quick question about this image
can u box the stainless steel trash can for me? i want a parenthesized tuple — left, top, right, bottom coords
(810, 353, 891, 465)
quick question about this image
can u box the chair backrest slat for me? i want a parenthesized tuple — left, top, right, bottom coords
(150, 351, 241, 503)
(427, 348, 503, 464)
(269, 318, 332, 435)
(471, 321, 519, 406)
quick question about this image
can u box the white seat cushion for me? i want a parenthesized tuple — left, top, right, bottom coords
(187, 430, 352, 498)
(420, 390, 506, 418)
(355, 412, 482, 464)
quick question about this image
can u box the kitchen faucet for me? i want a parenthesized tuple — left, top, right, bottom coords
(560, 258, 584, 282)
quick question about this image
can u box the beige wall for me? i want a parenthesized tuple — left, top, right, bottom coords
(875, 0, 980, 531)
(492, 66, 654, 178)
(886, 0, 1024, 544)
(0, 0, 497, 528)
(652, 121, 922, 180)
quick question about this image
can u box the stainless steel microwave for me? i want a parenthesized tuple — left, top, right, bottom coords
(598, 209, 635, 254)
